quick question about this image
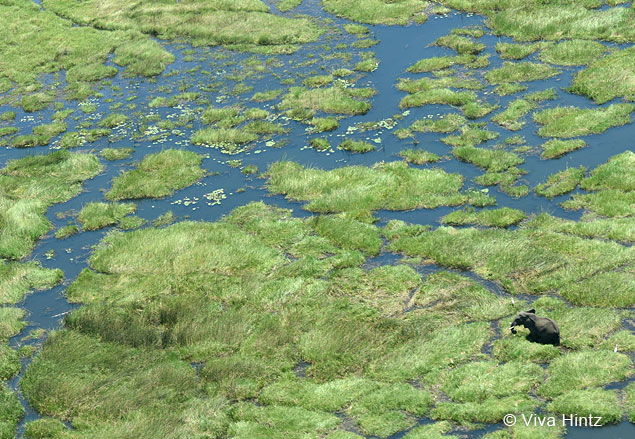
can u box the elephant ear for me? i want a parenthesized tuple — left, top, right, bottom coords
(526, 309, 536, 314)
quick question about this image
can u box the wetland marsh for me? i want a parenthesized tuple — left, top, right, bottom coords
(0, 1, 634, 438)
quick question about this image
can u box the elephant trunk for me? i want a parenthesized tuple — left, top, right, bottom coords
(509, 325, 517, 334)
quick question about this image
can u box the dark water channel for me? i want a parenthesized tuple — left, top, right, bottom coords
(1, 1, 634, 437)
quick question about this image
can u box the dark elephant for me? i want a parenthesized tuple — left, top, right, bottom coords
(509, 309, 560, 346)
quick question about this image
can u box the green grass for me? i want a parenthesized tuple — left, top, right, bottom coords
(0, 261, 62, 305)
(493, 336, 561, 364)
(0, 345, 20, 381)
(354, 56, 379, 72)
(540, 139, 586, 159)
(535, 166, 586, 198)
(265, 161, 468, 217)
(540, 39, 607, 66)
(493, 83, 527, 96)
(530, 213, 634, 243)
(410, 113, 466, 133)
(0, 127, 17, 138)
(406, 55, 475, 73)
(485, 62, 560, 84)
(55, 224, 79, 239)
(322, 0, 428, 25)
(309, 117, 339, 133)
(546, 389, 622, 424)
(106, 150, 205, 200)
(398, 149, 441, 165)
(78, 202, 136, 231)
(23, 418, 67, 439)
(491, 99, 536, 131)
(441, 207, 527, 228)
(452, 146, 522, 172)
(569, 46, 635, 103)
(191, 128, 258, 153)
(0, 308, 25, 341)
(400, 88, 477, 109)
(496, 42, 542, 60)
(101, 148, 134, 161)
(0, 150, 102, 259)
(98, 113, 128, 128)
(431, 396, 538, 425)
(338, 139, 375, 153)
(310, 138, 331, 151)
(435, 34, 485, 54)
(280, 86, 374, 116)
(0, 383, 23, 439)
(397, 77, 484, 94)
(42, 0, 321, 52)
(251, 89, 282, 102)
(0, 112, 16, 121)
(534, 104, 634, 138)
(626, 382, 635, 423)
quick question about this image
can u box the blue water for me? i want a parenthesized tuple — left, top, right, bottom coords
(1, 1, 634, 437)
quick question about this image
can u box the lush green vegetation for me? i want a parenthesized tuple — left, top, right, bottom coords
(485, 62, 560, 84)
(398, 149, 441, 165)
(101, 148, 134, 161)
(0, 151, 102, 259)
(106, 150, 205, 200)
(280, 86, 374, 116)
(540, 39, 607, 66)
(322, 0, 429, 25)
(534, 104, 634, 138)
(78, 202, 137, 231)
(441, 207, 526, 228)
(536, 166, 586, 198)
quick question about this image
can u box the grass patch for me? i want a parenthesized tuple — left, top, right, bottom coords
(191, 128, 258, 153)
(101, 148, 134, 161)
(265, 160, 467, 217)
(400, 88, 477, 109)
(398, 149, 441, 165)
(410, 113, 466, 133)
(535, 166, 586, 198)
(322, 0, 428, 25)
(540, 139, 586, 159)
(534, 103, 634, 138)
(441, 207, 526, 228)
(310, 138, 331, 151)
(251, 89, 282, 102)
(496, 42, 541, 60)
(435, 34, 485, 54)
(309, 117, 339, 133)
(106, 149, 205, 200)
(354, 57, 379, 72)
(55, 224, 79, 239)
(485, 62, 560, 84)
(491, 99, 536, 131)
(452, 146, 522, 172)
(338, 139, 375, 153)
(0, 383, 23, 438)
(78, 202, 136, 231)
(494, 83, 527, 96)
(407, 55, 475, 73)
(569, 46, 635, 103)
(540, 39, 607, 66)
(280, 86, 374, 115)
(0, 261, 62, 305)
(547, 389, 623, 423)
(0, 150, 102, 259)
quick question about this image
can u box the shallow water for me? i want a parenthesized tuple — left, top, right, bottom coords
(2, 1, 634, 437)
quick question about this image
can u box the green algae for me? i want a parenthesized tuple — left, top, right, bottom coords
(441, 207, 527, 228)
(534, 103, 634, 138)
(106, 149, 205, 200)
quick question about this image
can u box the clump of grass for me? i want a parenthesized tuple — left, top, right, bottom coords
(398, 149, 441, 165)
(397, 76, 484, 94)
(493, 83, 527, 96)
(410, 113, 466, 133)
(78, 202, 136, 231)
(400, 88, 477, 109)
(441, 207, 526, 228)
(310, 138, 331, 151)
(266, 160, 467, 216)
(106, 149, 205, 200)
(101, 148, 134, 161)
(251, 89, 282, 102)
(23, 418, 67, 439)
(323, 0, 428, 25)
(242, 165, 258, 175)
(21, 93, 53, 112)
(462, 101, 497, 119)
(343, 24, 369, 35)
(280, 86, 374, 116)
(338, 139, 375, 153)
(546, 389, 622, 424)
(55, 224, 79, 239)
(496, 42, 542, 60)
(0, 151, 102, 259)
(303, 74, 333, 87)
(0, 127, 18, 138)
(98, 113, 128, 128)
(435, 34, 485, 54)
(0, 261, 62, 305)
(491, 99, 535, 131)
(535, 166, 586, 198)
(627, 383, 635, 423)
(493, 336, 561, 364)
(431, 395, 537, 425)
(534, 103, 634, 138)
(569, 46, 635, 103)
(540, 39, 607, 66)
(0, 383, 23, 436)
(309, 117, 339, 133)
(244, 108, 269, 120)
(153, 211, 174, 227)
(443, 126, 500, 149)
(354, 56, 379, 72)
(530, 213, 634, 244)
(407, 54, 475, 73)
(118, 215, 145, 230)
(0, 111, 16, 121)
(191, 128, 258, 153)
(485, 62, 560, 84)
(540, 139, 586, 159)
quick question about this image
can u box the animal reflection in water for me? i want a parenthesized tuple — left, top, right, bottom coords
(510, 309, 560, 346)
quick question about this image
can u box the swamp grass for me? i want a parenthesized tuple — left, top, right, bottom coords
(441, 207, 526, 228)
(534, 103, 635, 138)
(322, 0, 429, 25)
(106, 149, 205, 200)
(280, 86, 374, 116)
(78, 202, 136, 231)
(535, 166, 586, 198)
(540, 139, 586, 159)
